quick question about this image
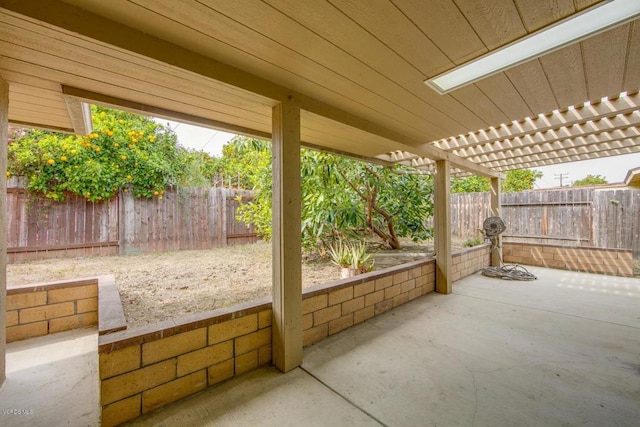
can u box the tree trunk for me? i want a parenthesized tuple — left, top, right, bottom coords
(339, 168, 402, 249)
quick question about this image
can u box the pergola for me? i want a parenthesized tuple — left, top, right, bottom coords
(1, 0, 639, 382)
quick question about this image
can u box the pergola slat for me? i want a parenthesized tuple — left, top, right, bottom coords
(433, 91, 640, 151)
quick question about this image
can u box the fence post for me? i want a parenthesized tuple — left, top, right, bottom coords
(207, 187, 220, 247)
(120, 188, 137, 254)
(118, 189, 125, 254)
(118, 191, 124, 254)
(222, 188, 228, 246)
(490, 177, 502, 266)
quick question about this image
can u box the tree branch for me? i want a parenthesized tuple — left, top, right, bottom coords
(338, 165, 401, 249)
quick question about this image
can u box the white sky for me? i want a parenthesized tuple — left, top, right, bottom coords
(532, 153, 640, 188)
(159, 118, 640, 189)
(157, 119, 236, 157)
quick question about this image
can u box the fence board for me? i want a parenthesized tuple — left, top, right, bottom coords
(226, 190, 257, 245)
(6, 189, 116, 262)
(450, 187, 639, 251)
(115, 187, 255, 255)
(6, 183, 256, 262)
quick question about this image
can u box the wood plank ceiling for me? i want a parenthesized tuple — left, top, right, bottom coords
(0, 0, 639, 175)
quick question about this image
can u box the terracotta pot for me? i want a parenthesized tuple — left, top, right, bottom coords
(340, 267, 359, 279)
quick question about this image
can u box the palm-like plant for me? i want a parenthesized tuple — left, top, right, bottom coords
(328, 239, 374, 273)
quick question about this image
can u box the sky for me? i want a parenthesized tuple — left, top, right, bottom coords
(157, 119, 236, 157)
(532, 153, 640, 188)
(161, 118, 640, 189)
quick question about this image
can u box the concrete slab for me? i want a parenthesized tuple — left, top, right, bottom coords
(126, 366, 381, 426)
(454, 266, 640, 328)
(303, 270, 640, 426)
(0, 328, 100, 427)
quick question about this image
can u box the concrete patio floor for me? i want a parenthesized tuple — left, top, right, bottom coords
(2, 266, 639, 426)
(0, 328, 100, 427)
(127, 266, 640, 427)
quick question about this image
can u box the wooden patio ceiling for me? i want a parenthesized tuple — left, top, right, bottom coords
(1, 0, 639, 176)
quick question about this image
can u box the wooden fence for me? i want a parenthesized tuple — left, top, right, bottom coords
(7, 185, 119, 262)
(9, 181, 639, 265)
(6, 179, 256, 263)
(450, 186, 640, 251)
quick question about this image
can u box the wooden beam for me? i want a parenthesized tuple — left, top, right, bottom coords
(62, 86, 397, 167)
(297, 96, 500, 177)
(434, 160, 451, 294)
(0, 0, 499, 178)
(271, 99, 302, 372)
(0, 75, 8, 386)
(490, 177, 502, 267)
(61, 86, 272, 140)
(302, 141, 395, 167)
(382, 153, 505, 179)
(416, 145, 499, 177)
(62, 93, 92, 135)
(381, 151, 420, 163)
(378, 149, 502, 178)
(7, 119, 74, 133)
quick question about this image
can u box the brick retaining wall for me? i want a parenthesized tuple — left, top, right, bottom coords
(451, 244, 491, 281)
(98, 301, 272, 426)
(503, 242, 633, 277)
(98, 248, 491, 425)
(301, 259, 436, 347)
(97, 258, 438, 426)
(6, 279, 98, 342)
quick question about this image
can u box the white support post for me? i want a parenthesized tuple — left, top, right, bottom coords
(434, 160, 452, 294)
(271, 99, 302, 372)
(0, 76, 8, 385)
(490, 177, 502, 266)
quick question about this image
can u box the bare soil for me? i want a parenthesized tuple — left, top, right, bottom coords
(6, 240, 440, 328)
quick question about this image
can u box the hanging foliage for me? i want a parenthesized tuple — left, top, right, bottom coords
(8, 106, 217, 202)
(223, 137, 434, 250)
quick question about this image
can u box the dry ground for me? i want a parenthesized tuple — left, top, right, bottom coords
(7, 242, 332, 327)
(7, 240, 440, 328)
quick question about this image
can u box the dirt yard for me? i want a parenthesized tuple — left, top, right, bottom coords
(7, 240, 440, 328)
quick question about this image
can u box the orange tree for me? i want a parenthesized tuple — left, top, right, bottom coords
(7, 106, 215, 202)
(223, 137, 434, 250)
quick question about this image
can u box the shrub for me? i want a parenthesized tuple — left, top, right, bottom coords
(462, 237, 484, 247)
(7, 106, 216, 202)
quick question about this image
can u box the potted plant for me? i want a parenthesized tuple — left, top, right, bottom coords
(328, 239, 374, 279)
(349, 241, 374, 274)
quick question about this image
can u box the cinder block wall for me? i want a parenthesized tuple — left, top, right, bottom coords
(504, 242, 633, 277)
(302, 259, 436, 346)
(98, 249, 488, 425)
(6, 279, 98, 342)
(451, 244, 491, 282)
(99, 302, 273, 426)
